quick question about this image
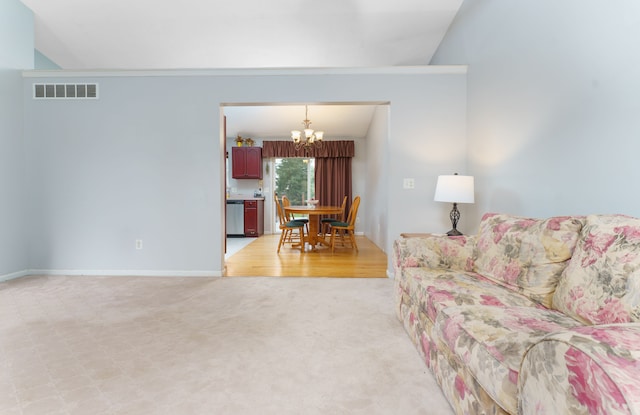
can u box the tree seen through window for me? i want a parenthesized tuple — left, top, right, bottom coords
(275, 158, 315, 205)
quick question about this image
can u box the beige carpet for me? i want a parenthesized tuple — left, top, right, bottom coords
(1, 275, 453, 415)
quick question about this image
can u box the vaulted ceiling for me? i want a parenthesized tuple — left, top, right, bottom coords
(21, 0, 462, 70)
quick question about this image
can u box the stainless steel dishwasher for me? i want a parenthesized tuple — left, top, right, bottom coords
(226, 200, 245, 237)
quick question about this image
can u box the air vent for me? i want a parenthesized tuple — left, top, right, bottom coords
(33, 83, 99, 99)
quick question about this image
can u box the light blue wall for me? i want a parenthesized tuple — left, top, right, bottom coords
(0, 0, 33, 69)
(364, 105, 390, 251)
(431, 0, 640, 226)
(12, 0, 640, 278)
(23, 68, 467, 276)
(0, 0, 32, 279)
(35, 50, 61, 69)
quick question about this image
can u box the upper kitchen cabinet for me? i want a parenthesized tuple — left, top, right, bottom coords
(232, 147, 262, 179)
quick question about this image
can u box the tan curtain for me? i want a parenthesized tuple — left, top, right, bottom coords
(262, 140, 354, 158)
(315, 157, 352, 216)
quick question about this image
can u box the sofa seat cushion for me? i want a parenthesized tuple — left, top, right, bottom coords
(553, 214, 640, 325)
(432, 305, 582, 414)
(401, 267, 544, 323)
(519, 324, 640, 415)
(474, 213, 583, 308)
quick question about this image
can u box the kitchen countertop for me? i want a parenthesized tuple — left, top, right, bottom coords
(227, 195, 265, 201)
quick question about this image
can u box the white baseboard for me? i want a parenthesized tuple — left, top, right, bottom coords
(11, 269, 224, 279)
(0, 269, 31, 282)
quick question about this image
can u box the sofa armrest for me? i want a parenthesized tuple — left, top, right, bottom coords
(392, 235, 476, 278)
(518, 324, 640, 415)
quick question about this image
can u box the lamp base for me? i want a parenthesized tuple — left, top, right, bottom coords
(445, 202, 463, 236)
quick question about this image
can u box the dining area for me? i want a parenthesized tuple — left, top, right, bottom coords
(275, 194, 361, 254)
(225, 192, 385, 277)
(223, 191, 386, 277)
(222, 139, 387, 276)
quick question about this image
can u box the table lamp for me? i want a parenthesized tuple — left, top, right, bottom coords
(434, 173, 475, 236)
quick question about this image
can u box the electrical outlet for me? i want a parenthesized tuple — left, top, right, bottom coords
(403, 178, 415, 189)
(135, 240, 143, 250)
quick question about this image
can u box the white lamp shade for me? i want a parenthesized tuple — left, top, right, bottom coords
(434, 175, 475, 204)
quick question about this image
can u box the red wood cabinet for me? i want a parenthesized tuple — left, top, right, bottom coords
(244, 200, 264, 237)
(232, 147, 262, 179)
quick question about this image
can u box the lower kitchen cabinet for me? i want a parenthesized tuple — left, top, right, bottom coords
(244, 200, 264, 237)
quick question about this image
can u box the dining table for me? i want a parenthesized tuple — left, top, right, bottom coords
(284, 204, 344, 249)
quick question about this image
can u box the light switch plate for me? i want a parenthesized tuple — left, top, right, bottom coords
(403, 178, 415, 189)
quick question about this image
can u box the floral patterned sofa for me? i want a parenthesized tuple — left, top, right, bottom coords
(393, 213, 640, 415)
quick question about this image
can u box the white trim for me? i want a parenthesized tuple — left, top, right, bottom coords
(0, 270, 31, 282)
(22, 65, 468, 79)
(25, 269, 223, 278)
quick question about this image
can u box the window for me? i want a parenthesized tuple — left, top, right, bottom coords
(274, 158, 315, 204)
(272, 158, 315, 227)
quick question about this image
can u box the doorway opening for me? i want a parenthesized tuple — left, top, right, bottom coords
(221, 101, 390, 276)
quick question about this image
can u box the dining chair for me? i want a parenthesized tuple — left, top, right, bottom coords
(281, 195, 309, 233)
(321, 195, 348, 237)
(328, 196, 361, 253)
(275, 193, 298, 244)
(275, 196, 306, 253)
(275, 193, 295, 241)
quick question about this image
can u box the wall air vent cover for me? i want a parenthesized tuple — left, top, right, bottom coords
(33, 83, 99, 99)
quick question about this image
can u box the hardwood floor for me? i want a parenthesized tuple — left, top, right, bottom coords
(224, 234, 388, 277)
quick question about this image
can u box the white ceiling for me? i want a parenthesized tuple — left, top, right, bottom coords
(20, 0, 462, 139)
(21, 0, 462, 70)
(224, 104, 382, 140)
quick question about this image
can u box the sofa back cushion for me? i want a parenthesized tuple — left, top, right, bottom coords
(474, 213, 583, 308)
(553, 214, 640, 324)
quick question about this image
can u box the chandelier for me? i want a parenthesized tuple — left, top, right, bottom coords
(291, 105, 323, 151)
